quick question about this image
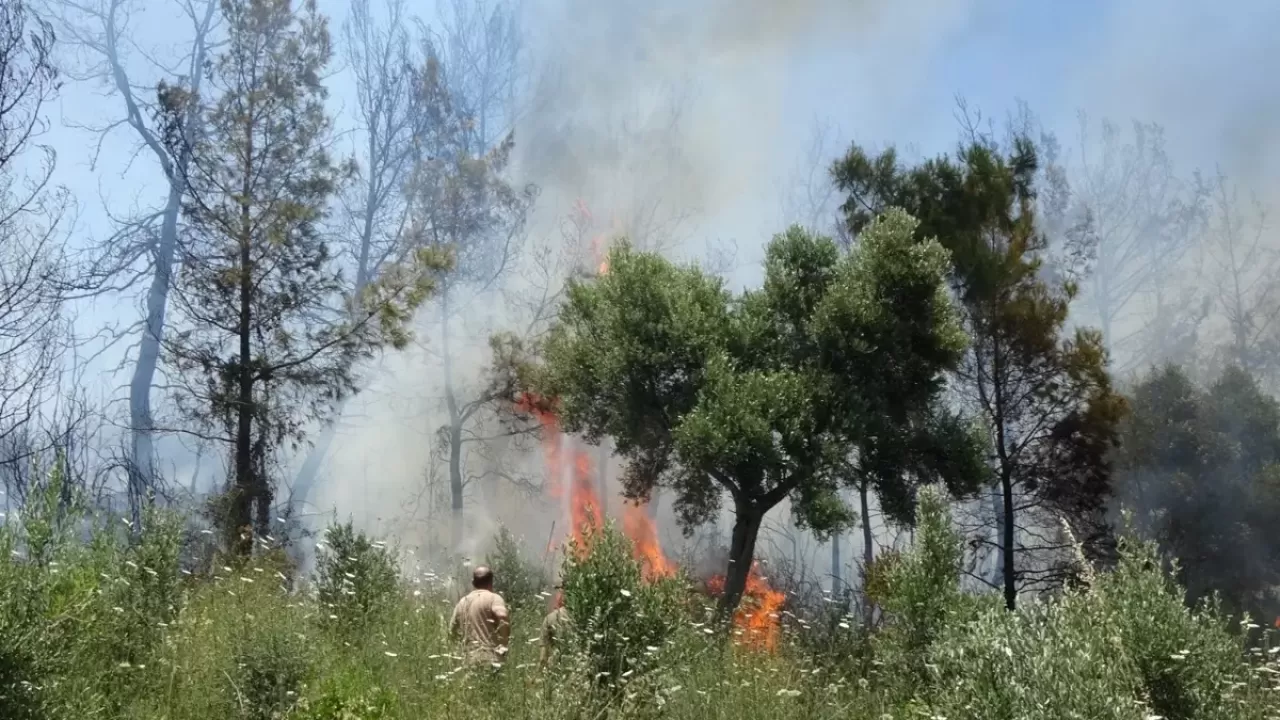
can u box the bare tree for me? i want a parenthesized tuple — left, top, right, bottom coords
(290, 0, 528, 524)
(0, 1, 75, 488)
(778, 117, 843, 239)
(0, 358, 107, 516)
(288, 0, 419, 514)
(41, 0, 219, 518)
(402, 33, 534, 552)
(1068, 113, 1206, 373)
(433, 0, 522, 158)
(1203, 171, 1280, 386)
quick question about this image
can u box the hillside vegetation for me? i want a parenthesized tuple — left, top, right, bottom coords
(2, 461, 1276, 720)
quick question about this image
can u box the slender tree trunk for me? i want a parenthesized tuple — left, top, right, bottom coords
(988, 328, 1017, 610)
(230, 98, 256, 557)
(860, 482, 873, 568)
(127, 184, 178, 530)
(232, 206, 255, 557)
(121, 0, 213, 524)
(860, 481, 874, 629)
(719, 498, 763, 618)
(441, 289, 465, 553)
(289, 132, 383, 513)
(598, 440, 608, 516)
(1000, 468, 1016, 610)
(830, 532, 841, 592)
(290, 424, 334, 511)
(990, 483, 1004, 588)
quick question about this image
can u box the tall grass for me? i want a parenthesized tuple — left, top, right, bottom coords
(2, 461, 1277, 719)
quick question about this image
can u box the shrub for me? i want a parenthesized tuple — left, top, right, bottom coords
(0, 453, 185, 719)
(870, 484, 973, 692)
(315, 522, 398, 633)
(299, 679, 396, 720)
(230, 629, 311, 720)
(866, 486, 1268, 720)
(484, 525, 548, 613)
(559, 522, 687, 689)
(1091, 536, 1259, 720)
(925, 593, 1148, 720)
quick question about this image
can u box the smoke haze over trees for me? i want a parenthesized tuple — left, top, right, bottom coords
(1, 0, 1280, 647)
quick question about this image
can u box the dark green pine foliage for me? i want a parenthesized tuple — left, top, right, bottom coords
(1117, 364, 1280, 623)
(160, 0, 444, 555)
(832, 135, 1127, 609)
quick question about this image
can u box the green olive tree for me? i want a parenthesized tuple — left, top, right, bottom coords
(530, 210, 981, 615)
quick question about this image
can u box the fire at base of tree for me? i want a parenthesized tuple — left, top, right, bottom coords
(516, 389, 787, 651)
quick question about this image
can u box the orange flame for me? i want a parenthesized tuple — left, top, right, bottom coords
(622, 501, 674, 580)
(576, 196, 615, 277)
(516, 392, 600, 548)
(591, 231, 610, 276)
(515, 388, 672, 581)
(707, 562, 785, 652)
(513, 201, 671, 587)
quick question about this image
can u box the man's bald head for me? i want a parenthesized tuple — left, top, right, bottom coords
(472, 565, 494, 590)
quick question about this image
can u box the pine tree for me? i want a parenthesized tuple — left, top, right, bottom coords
(832, 130, 1127, 609)
(159, 0, 444, 555)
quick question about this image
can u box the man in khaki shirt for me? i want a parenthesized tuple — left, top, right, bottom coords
(539, 584, 572, 668)
(449, 566, 511, 668)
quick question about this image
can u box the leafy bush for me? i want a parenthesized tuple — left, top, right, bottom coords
(1091, 536, 1260, 720)
(559, 522, 686, 688)
(230, 629, 312, 720)
(870, 484, 973, 692)
(0, 630, 45, 720)
(299, 679, 396, 720)
(0, 453, 184, 719)
(2, 463, 1277, 720)
(861, 485, 1271, 720)
(315, 522, 398, 632)
(484, 525, 548, 612)
(925, 593, 1148, 720)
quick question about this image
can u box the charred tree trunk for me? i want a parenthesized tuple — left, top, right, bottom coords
(718, 499, 763, 618)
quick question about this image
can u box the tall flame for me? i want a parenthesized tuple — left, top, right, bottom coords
(510, 200, 674, 582)
(575, 196, 614, 277)
(517, 391, 672, 580)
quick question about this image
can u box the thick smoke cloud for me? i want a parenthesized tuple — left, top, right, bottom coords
(318, 0, 987, 573)
(319, 0, 1280, 584)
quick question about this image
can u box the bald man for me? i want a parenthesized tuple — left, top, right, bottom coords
(449, 566, 511, 668)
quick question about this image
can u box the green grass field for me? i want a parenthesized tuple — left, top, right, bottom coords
(2, 473, 1277, 720)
